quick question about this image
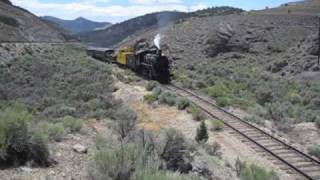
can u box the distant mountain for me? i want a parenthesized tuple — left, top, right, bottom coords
(80, 11, 188, 47)
(0, 1, 65, 42)
(42, 16, 112, 34)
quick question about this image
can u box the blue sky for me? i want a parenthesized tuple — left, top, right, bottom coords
(11, 0, 292, 23)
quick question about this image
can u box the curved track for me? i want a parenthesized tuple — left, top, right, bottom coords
(166, 84, 320, 180)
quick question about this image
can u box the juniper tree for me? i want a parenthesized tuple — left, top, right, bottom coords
(195, 121, 209, 143)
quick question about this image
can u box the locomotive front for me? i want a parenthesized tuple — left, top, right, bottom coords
(135, 46, 171, 84)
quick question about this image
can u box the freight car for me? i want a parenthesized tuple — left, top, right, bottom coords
(86, 42, 171, 83)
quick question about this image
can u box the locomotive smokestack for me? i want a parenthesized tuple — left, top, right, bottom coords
(154, 34, 161, 49)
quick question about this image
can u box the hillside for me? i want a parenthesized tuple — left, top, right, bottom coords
(80, 7, 244, 47)
(42, 16, 112, 34)
(80, 11, 188, 47)
(115, 1, 320, 145)
(257, 0, 320, 15)
(0, 1, 65, 42)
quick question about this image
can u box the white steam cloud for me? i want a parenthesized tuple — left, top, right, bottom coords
(154, 33, 161, 49)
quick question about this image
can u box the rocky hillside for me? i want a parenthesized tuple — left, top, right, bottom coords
(0, 1, 65, 42)
(42, 16, 112, 34)
(116, 1, 320, 136)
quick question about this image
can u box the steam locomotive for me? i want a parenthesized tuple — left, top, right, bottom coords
(86, 40, 171, 83)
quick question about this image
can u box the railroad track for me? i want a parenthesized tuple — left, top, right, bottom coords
(165, 84, 320, 180)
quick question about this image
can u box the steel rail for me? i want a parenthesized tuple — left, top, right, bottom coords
(166, 84, 320, 180)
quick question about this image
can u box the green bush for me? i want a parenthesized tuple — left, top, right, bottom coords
(188, 105, 205, 121)
(146, 81, 158, 91)
(216, 97, 231, 107)
(308, 144, 320, 159)
(36, 122, 65, 142)
(158, 91, 177, 106)
(152, 87, 162, 97)
(62, 116, 83, 133)
(206, 82, 228, 98)
(211, 119, 224, 131)
(0, 104, 51, 167)
(195, 121, 209, 143)
(135, 168, 197, 180)
(144, 94, 158, 104)
(244, 115, 265, 126)
(204, 142, 221, 157)
(176, 97, 190, 110)
(88, 144, 139, 180)
(235, 159, 279, 180)
(112, 105, 137, 139)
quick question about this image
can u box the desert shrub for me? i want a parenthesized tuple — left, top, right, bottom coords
(188, 105, 205, 121)
(152, 87, 162, 97)
(195, 121, 209, 143)
(315, 117, 320, 129)
(88, 144, 139, 180)
(235, 159, 279, 180)
(255, 86, 273, 105)
(158, 91, 177, 106)
(176, 97, 190, 110)
(248, 104, 268, 118)
(308, 144, 320, 159)
(135, 168, 198, 180)
(146, 81, 158, 91)
(244, 115, 265, 126)
(144, 94, 157, 104)
(159, 129, 192, 173)
(0, 104, 51, 167)
(204, 142, 221, 157)
(206, 82, 228, 98)
(211, 119, 224, 131)
(36, 121, 65, 142)
(112, 105, 137, 139)
(216, 96, 231, 107)
(62, 116, 83, 133)
(90, 129, 195, 180)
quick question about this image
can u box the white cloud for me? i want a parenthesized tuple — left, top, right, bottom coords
(11, 0, 206, 23)
(190, 3, 209, 11)
(129, 0, 181, 5)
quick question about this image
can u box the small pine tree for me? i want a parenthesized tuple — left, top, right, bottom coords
(195, 121, 209, 143)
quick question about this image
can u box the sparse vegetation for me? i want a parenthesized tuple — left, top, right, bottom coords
(216, 96, 231, 107)
(308, 144, 320, 159)
(112, 105, 137, 140)
(0, 104, 51, 167)
(176, 97, 190, 110)
(146, 81, 158, 91)
(36, 121, 65, 142)
(62, 116, 83, 133)
(144, 94, 158, 104)
(195, 121, 209, 143)
(211, 119, 224, 131)
(235, 158, 279, 180)
(0, 15, 19, 27)
(188, 104, 205, 121)
(203, 142, 221, 157)
(158, 91, 177, 106)
(89, 128, 195, 180)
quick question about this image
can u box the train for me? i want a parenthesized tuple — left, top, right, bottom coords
(86, 40, 171, 83)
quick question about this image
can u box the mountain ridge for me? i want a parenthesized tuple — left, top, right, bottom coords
(42, 16, 112, 34)
(0, 1, 65, 42)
